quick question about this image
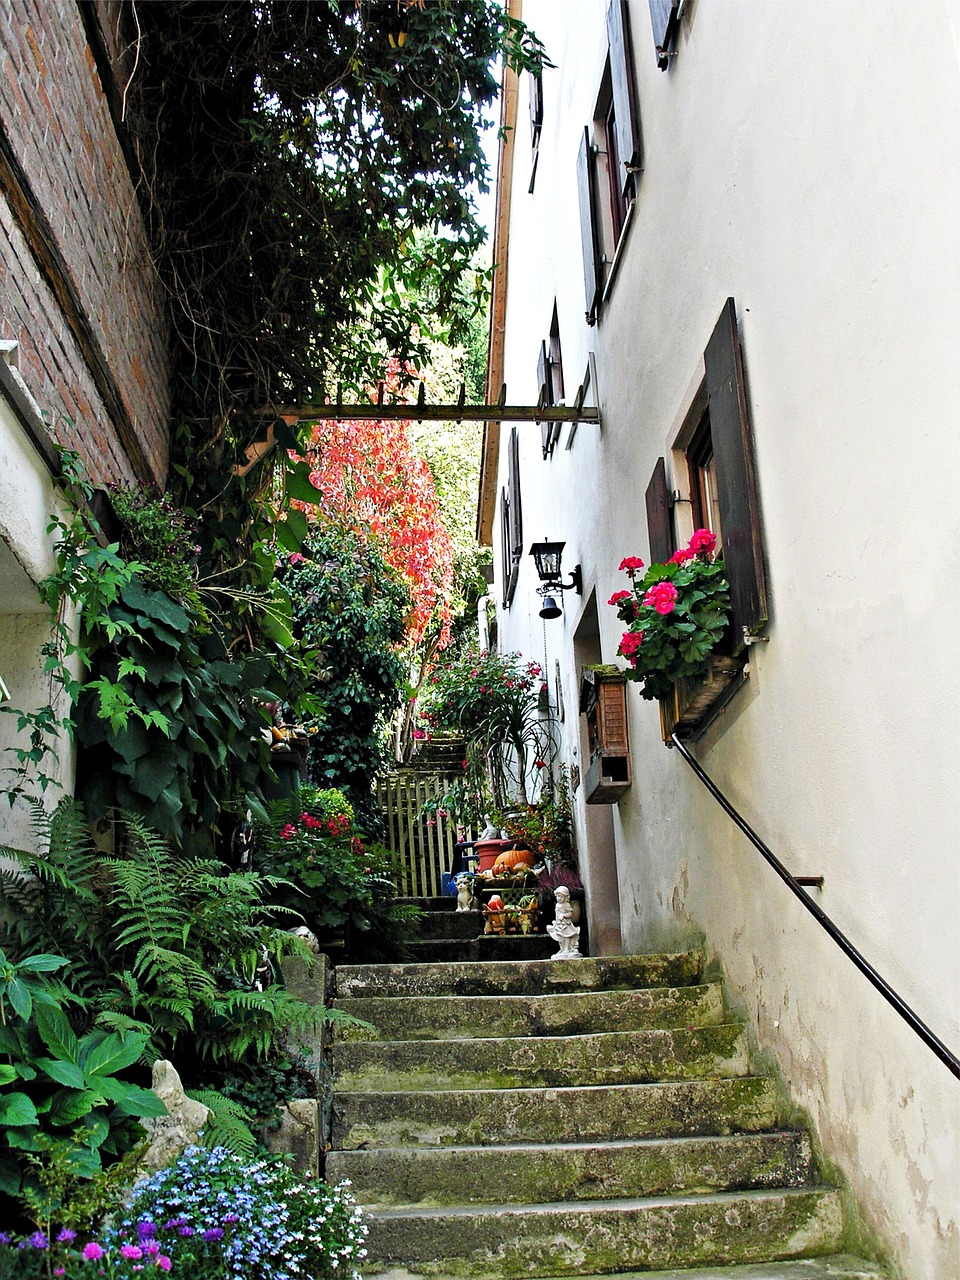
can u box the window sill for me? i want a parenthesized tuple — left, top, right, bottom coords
(658, 655, 747, 743)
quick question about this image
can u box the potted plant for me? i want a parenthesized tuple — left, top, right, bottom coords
(424, 649, 555, 807)
(607, 530, 732, 702)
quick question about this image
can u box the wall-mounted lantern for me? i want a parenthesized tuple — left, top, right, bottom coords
(579, 665, 631, 804)
(529, 540, 582, 620)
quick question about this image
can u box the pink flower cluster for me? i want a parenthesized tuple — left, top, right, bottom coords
(619, 630, 644, 658)
(643, 581, 678, 615)
(618, 555, 645, 575)
(669, 527, 717, 563)
(607, 589, 632, 606)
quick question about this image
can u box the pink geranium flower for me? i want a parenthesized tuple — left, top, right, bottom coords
(668, 547, 694, 565)
(619, 630, 644, 656)
(608, 589, 632, 606)
(688, 527, 717, 555)
(618, 555, 645, 575)
(643, 581, 678, 615)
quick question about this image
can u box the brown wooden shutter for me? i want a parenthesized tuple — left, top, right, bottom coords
(606, 0, 641, 194)
(644, 456, 674, 565)
(648, 0, 680, 70)
(507, 426, 523, 559)
(704, 298, 768, 648)
(500, 488, 515, 607)
(538, 340, 551, 458)
(528, 73, 544, 193)
(577, 127, 603, 325)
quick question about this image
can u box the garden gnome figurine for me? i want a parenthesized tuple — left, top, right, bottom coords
(546, 885, 581, 958)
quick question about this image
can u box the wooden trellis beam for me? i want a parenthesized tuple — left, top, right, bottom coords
(251, 380, 601, 426)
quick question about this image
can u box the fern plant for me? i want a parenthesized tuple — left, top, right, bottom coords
(0, 801, 330, 1067)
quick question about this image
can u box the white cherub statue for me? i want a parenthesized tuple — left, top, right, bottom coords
(455, 873, 477, 912)
(546, 885, 581, 958)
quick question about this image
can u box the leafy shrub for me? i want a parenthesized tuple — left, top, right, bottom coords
(109, 485, 206, 618)
(256, 787, 420, 961)
(0, 802, 328, 1067)
(424, 650, 554, 805)
(277, 527, 410, 832)
(0, 991, 165, 1202)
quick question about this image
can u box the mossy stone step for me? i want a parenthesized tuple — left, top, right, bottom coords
(332, 1023, 749, 1093)
(334, 983, 724, 1042)
(414, 912, 485, 941)
(331, 1078, 781, 1150)
(361, 1186, 845, 1277)
(405, 935, 557, 963)
(335, 952, 703, 1000)
(366, 1254, 887, 1280)
(327, 1131, 813, 1207)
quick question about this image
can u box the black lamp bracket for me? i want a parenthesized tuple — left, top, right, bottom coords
(536, 565, 582, 598)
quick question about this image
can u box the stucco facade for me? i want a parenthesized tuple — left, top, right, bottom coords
(481, 3, 960, 1277)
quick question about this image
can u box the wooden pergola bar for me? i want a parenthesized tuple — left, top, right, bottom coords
(254, 402, 600, 425)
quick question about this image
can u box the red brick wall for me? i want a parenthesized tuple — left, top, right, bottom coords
(0, 0, 170, 487)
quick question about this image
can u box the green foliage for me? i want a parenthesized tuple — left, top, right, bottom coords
(499, 767, 575, 867)
(184, 1088, 259, 1159)
(129, 1, 549, 418)
(609, 534, 731, 700)
(0, 969, 165, 1203)
(73, 572, 288, 857)
(424, 650, 555, 806)
(255, 787, 419, 962)
(109, 484, 207, 618)
(277, 528, 409, 828)
(1, 802, 328, 1068)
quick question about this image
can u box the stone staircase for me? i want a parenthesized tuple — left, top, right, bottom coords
(324, 900, 885, 1280)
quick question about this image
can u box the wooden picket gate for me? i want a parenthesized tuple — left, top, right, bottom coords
(377, 769, 468, 898)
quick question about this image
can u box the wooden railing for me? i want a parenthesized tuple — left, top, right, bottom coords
(377, 769, 469, 898)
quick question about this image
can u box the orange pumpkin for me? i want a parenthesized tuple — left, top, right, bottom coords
(493, 847, 533, 874)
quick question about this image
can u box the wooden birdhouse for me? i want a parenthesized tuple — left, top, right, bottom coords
(579, 665, 631, 804)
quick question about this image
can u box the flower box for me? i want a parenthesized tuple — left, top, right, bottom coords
(658, 655, 745, 741)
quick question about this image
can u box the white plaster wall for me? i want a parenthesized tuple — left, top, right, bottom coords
(0, 394, 75, 851)
(492, 3, 960, 1276)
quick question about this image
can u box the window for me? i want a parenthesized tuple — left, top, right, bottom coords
(537, 303, 565, 459)
(500, 427, 523, 607)
(645, 298, 768, 650)
(577, 0, 642, 324)
(528, 72, 543, 193)
(648, 0, 681, 71)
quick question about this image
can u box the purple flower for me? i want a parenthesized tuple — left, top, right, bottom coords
(137, 1222, 157, 1240)
(0, 1234, 11, 1246)
(82, 1242, 105, 1260)
(178, 1226, 194, 1237)
(26, 1233, 48, 1250)
(57, 1229, 77, 1244)
(202, 1228, 224, 1242)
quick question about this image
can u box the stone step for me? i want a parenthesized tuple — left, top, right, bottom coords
(332, 1023, 749, 1093)
(335, 952, 703, 1000)
(331, 1077, 780, 1150)
(327, 1131, 813, 1207)
(361, 1186, 845, 1277)
(334, 982, 725, 1041)
(366, 1253, 888, 1280)
(405, 935, 557, 963)
(414, 911, 485, 941)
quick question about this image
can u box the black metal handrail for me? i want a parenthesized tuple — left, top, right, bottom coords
(670, 732, 960, 1080)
